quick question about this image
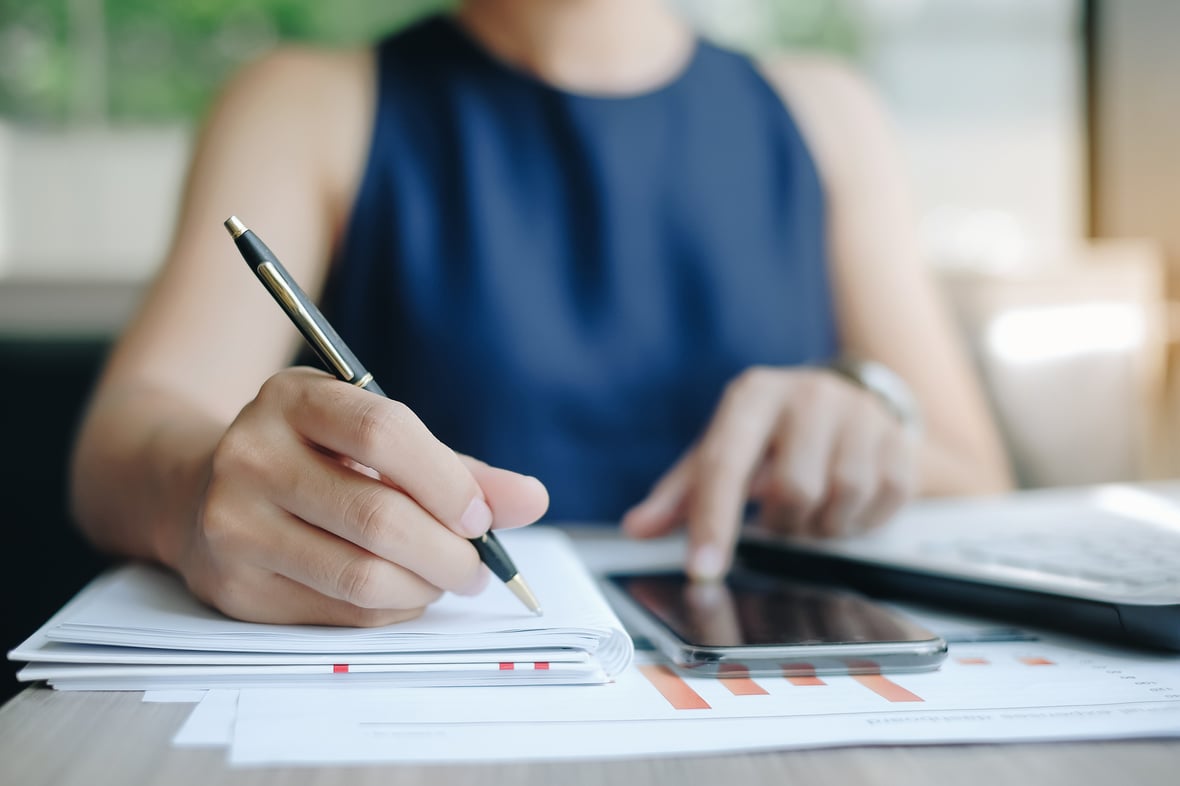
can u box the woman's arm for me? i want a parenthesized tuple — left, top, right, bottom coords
(70, 46, 548, 624)
(758, 56, 1012, 496)
(625, 57, 1011, 578)
(72, 46, 373, 567)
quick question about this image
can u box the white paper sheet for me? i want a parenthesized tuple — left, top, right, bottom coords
(9, 527, 633, 688)
(173, 689, 239, 747)
(226, 637, 1180, 765)
(231, 708, 1180, 766)
(34, 659, 604, 692)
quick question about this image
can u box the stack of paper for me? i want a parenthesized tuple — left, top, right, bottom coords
(8, 527, 633, 690)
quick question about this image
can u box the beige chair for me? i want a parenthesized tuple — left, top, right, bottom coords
(939, 241, 1169, 488)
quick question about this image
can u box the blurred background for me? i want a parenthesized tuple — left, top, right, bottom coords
(0, 0, 1177, 691)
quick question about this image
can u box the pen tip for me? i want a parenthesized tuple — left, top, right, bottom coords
(505, 575, 543, 616)
(224, 215, 247, 239)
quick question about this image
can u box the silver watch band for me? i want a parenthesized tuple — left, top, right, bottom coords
(826, 356, 923, 435)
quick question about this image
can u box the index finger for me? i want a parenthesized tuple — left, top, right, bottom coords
(273, 371, 492, 539)
(685, 370, 784, 579)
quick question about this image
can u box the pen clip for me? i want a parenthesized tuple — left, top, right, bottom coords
(256, 261, 356, 380)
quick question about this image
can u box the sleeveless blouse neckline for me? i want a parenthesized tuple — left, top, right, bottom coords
(436, 15, 705, 103)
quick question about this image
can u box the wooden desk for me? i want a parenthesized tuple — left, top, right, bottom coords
(0, 685, 1176, 785)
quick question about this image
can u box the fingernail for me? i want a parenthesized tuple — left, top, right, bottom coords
(687, 544, 726, 580)
(458, 497, 493, 537)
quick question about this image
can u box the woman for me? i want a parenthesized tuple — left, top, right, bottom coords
(70, 0, 1011, 626)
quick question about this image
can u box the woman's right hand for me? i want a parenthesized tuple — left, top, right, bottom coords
(173, 366, 549, 626)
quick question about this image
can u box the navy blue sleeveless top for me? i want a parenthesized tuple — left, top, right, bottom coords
(324, 16, 837, 521)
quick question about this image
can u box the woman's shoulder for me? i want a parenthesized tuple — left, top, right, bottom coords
(197, 43, 376, 230)
(753, 53, 902, 191)
(215, 44, 373, 120)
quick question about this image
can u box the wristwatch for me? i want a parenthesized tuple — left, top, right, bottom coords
(826, 356, 923, 435)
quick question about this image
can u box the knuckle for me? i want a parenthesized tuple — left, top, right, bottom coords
(809, 370, 847, 401)
(210, 426, 275, 483)
(773, 470, 824, 510)
(830, 464, 865, 499)
(255, 372, 288, 402)
(336, 556, 389, 609)
(196, 492, 241, 549)
(209, 429, 249, 476)
(256, 368, 311, 411)
(789, 374, 822, 408)
(345, 486, 401, 553)
(728, 365, 776, 400)
(351, 398, 412, 454)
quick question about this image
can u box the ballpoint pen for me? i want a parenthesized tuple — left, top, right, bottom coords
(223, 215, 542, 616)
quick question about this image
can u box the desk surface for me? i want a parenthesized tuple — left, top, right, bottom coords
(1, 685, 1177, 786)
(6, 527, 1180, 783)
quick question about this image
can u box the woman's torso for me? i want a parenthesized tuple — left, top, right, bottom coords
(322, 16, 837, 521)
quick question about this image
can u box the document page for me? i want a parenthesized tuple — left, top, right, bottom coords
(225, 636, 1180, 765)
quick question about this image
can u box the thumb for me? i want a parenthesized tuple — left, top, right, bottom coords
(458, 455, 549, 530)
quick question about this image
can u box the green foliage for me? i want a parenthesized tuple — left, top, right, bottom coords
(1, 0, 452, 123)
(0, 0, 853, 125)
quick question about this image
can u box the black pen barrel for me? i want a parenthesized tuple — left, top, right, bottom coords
(470, 531, 519, 584)
(233, 229, 375, 390)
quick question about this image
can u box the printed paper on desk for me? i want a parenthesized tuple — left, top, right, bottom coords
(8, 527, 633, 690)
(227, 638, 1180, 765)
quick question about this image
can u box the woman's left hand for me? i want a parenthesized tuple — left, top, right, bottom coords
(621, 365, 918, 579)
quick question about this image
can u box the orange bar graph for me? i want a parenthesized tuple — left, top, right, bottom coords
(638, 664, 712, 710)
(1019, 656, 1056, 666)
(845, 660, 924, 703)
(782, 663, 826, 687)
(718, 663, 770, 696)
(956, 657, 990, 665)
(852, 674, 925, 703)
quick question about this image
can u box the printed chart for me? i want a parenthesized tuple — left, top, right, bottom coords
(221, 638, 1180, 765)
(633, 644, 1180, 712)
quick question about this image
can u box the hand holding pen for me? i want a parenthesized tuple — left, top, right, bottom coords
(221, 216, 543, 615)
(159, 218, 548, 627)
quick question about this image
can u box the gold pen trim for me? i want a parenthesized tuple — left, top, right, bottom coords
(505, 574, 543, 616)
(353, 372, 374, 389)
(224, 215, 247, 239)
(257, 261, 355, 380)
